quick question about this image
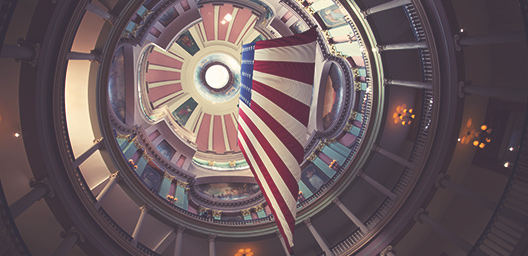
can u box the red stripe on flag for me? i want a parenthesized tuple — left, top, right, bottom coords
(239, 109, 299, 198)
(252, 80, 310, 126)
(254, 27, 318, 49)
(237, 141, 295, 254)
(254, 60, 315, 86)
(249, 101, 305, 164)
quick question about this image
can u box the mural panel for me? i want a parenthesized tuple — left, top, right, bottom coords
(322, 63, 345, 130)
(156, 140, 176, 160)
(317, 5, 346, 28)
(289, 20, 308, 34)
(159, 7, 179, 27)
(172, 97, 198, 126)
(141, 163, 162, 190)
(108, 46, 126, 123)
(300, 163, 329, 192)
(176, 30, 200, 56)
(196, 183, 260, 200)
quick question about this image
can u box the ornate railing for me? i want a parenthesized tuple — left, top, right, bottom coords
(0, 180, 31, 256)
(324, 0, 438, 254)
(468, 108, 528, 255)
(0, 0, 18, 53)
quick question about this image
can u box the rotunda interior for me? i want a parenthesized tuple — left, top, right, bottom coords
(0, 0, 527, 255)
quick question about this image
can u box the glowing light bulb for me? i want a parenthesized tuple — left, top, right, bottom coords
(473, 141, 479, 146)
(14, 132, 20, 137)
(504, 162, 510, 167)
(481, 125, 487, 131)
(509, 147, 514, 151)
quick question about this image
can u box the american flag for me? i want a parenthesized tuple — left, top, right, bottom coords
(237, 27, 318, 254)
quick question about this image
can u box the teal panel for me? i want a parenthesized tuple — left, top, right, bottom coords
(310, 0, 334, 11)
(358, 67, 367, 77)
(328, 25, 353, 37)
(175, 185, 188, 210)
(356, 113, 363, 122)
(123, 142, 137, 159)
(329, 142, 351, 158)
(313, 157, 336, 179)
(214, 215, 221, 220)
(361, 82, 367, 91)
(125, 22, 135, 32)
(298, 181, 313, 198)
(350, 126, 361, 136)
(256, 209, 266, 218)
(117, 138, 128, 150)
(137, 5, 147, 15)
(135, 157, 148, 176)
(243, 214, 252, 220)
(158, 177, 171, 197)
(335, 41, 361, 56)
(323, 145, 346, 164)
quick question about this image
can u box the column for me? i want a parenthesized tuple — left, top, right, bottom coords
(357, 170, 397, 200)
(174, 226, 186, 256)
(333, 199, 369, 234)
(9, 178, 53, 219)
(51, 227, 84, 256)
(94, 172, 119, 209)
(131, 205, 150, 246)
(385, 79, 432, 90)
(457, 32, 525, 47)
(66, 50, 100, 62)
(372, 145, 415, 169)
(72, 138, 104, 168)
(365, 0, 411, 15)
(436, 174, 496, 210)
(276, 231, 291, 256)
(0, 44, 35, 60)
(86, 2, 116, 23)
(208, 234, 216, 256)
(414, 209, 472, 253)
(460, 83, 528, 103)
(304, 218, 334, 256)
(380, 245, 396, 256)
(378, 42, 426, 51)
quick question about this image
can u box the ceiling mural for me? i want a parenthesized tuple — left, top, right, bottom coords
(108, 0, 368, 227)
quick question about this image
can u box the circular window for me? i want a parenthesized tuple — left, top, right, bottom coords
(205, 64, 230, 89)
(194, 53, 241, 103)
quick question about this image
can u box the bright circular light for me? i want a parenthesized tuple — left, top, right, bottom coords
(205, 65, 229, 89)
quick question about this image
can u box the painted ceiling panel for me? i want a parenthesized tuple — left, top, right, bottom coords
(196, 113, 212, 151)
(148, 50, 183, 69)
(224, 114, 239, 152)
(217, 4, 234, 41)
(213, 115, 226, 154)
(148, 83, 182, 103)
(228, 8, 252, 44)
(200, 4, 215, 41)
(145, 69, 181, 83)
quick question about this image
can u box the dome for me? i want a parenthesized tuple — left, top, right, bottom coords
(0, 0, 527, 255)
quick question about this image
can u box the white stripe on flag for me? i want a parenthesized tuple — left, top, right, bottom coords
(237, 133, 295, 247)
(253, 70, 313, 106)
(250, 92, 306, 150)
(240, 103, 302, 181)
(238, 117, 299, 207)
(254, 41, 317, 63)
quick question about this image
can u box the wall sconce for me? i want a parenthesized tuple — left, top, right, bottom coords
(166, 195, 178, 203)
(235, 248, 253, 256)
(393, 104, 415, 126)
(329, 159, 337, 168)
(459, 120, 492, 148)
